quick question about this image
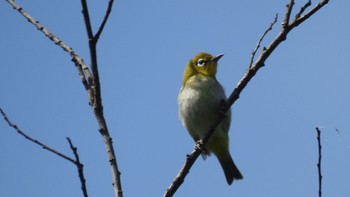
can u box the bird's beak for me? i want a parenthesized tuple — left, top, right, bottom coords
(211, 53, 224, 62)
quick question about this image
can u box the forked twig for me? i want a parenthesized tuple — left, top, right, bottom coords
(249, 13, 278, 68)
(80, 0, 122, 196)
(0, 108, 88, 197)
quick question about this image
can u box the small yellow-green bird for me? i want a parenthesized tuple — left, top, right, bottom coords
(178, 52, 243, 185)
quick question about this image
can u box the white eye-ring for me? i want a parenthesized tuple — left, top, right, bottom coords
(197, 58, 206, 67)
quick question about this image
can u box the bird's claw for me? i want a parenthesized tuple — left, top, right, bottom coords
(195, 140, 209, 155)
(195, 140, 205, 152)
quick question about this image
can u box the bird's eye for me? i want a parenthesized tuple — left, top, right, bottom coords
(197, 59, 206, 67)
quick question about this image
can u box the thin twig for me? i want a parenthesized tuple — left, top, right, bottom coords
(5, 0, 92, 93)
(290, 0, 330, 29)
(295, 0, 312, 19)
(80, 0, 94, 40)
(249, 13, 278, 68)
(67, 137, 89, 197)
(316, 127, 322, 197)
(94, 0, 115, 42)
(0, 108, 75, 163)
(164, 1, 330, 196)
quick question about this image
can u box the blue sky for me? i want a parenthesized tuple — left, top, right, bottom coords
(1, 0, 349, 196)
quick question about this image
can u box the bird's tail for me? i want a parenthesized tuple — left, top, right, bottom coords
(217, 151, 243, 185)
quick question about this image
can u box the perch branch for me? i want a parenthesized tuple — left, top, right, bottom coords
(164, 1, 330, 196)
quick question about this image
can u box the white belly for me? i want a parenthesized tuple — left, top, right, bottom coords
(178, 75, 230, 140)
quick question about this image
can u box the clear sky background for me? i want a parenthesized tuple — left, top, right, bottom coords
(1, 0, 349, 197)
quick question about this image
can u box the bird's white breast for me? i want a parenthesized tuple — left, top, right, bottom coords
(178, 75, 228, 139)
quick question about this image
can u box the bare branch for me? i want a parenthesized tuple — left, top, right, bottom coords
(67, 137, 89, 197)
(79, 0, 102, 110)
(290, 0, 330, 29)
(80, 0, 94, 40)
(5, 0, 92, 93)
(0, 107, 75, 163)
(249, 14, 278, 68)
(164, 1, 330, 196)
(164, 142, 206, 197)
(95, 0, 115, 42)
(1, 108, 89, 196)
(282, 0, 295, 28)
(80, 1, 123, 196)
(316, 127, 323, 197)
(295, 0, 312, 19)
(6, 0, 122, 196)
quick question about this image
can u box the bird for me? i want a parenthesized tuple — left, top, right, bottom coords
(178, 52, 243, 185)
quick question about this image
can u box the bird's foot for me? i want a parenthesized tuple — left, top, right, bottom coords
(195, 140, 206, 153)
(195, 140, 209, 156)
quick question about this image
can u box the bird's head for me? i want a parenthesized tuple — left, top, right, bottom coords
(182, 52, 224, 86)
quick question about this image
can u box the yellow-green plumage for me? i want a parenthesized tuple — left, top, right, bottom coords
(178, 52, 243, 185)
